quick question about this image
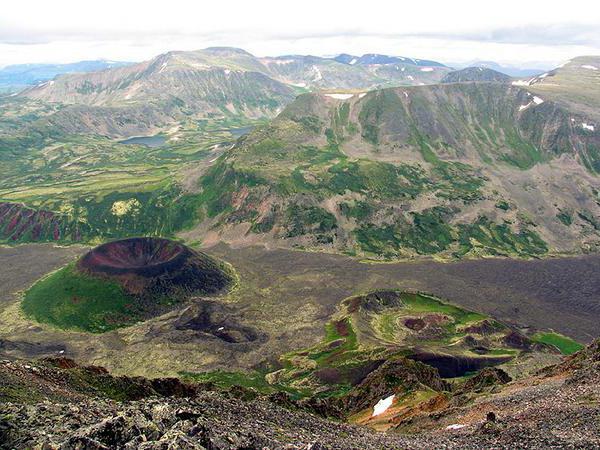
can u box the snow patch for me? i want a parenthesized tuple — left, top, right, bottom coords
(582, 123, 595, 131)
(401, 67, 405, 72)
(290, 82, 307, 88)
(581, 65, 598, 71)
(324, 93, 354, 100)
(224, 69, 231, 75)
(407, 75, 414, 80)
(446, 424, 466, 430)
(312, 65, 323, 81)
(350, 58, 357, 65)
(158, 62, 168, 73)
(403, 91, 409, 98)
(420, 67, 434, 72)
(272, 59, 294, 65)
(358, 93, 366, 99)
(37, 80, 55, 88)
(519, 95, 543, 111)
(372, 394, 395, 417)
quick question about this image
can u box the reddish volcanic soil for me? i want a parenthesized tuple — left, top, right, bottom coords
(77, 237, 233, 297)
(79, 238, 188, 276)
(0, 202, 89, 242)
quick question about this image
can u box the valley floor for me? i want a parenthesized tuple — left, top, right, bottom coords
(0, 243, 599, 377)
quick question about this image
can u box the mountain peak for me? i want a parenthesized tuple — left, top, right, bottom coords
(202, 46, 254, 56)
(441, 66, 511, 83)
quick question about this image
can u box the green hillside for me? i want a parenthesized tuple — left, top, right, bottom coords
(185, 82, 600, 259)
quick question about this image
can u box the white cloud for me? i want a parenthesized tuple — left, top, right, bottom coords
(0, 0, 599, 66)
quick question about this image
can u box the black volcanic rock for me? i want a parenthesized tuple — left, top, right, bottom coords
(340, 358, 450, 414)
(456, 367, 512, 394)
(77, 237, 233, 297)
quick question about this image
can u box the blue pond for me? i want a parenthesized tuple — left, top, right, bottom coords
(119, 134, 167, 148)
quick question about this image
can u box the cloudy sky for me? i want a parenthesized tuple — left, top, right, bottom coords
(1, 0, 599, 68)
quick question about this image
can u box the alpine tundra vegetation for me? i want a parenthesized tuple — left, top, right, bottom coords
(1, 1, 600, 448)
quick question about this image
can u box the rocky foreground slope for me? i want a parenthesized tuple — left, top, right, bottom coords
(1, 340, 598, 449)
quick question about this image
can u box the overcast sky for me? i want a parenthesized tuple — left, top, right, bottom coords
(1, 0, 599, 68)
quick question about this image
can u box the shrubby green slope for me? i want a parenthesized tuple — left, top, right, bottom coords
(187, 82, 600, 258)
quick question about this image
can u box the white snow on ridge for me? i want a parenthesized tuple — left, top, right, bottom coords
(582, 123, 595, 131)
(290, 82, 307, 88)
(324, 93, 354, 100)
(513, 76, 541, 86)
(420, 67, 434, 72)
(581, 65, 598, 71)
(358, 93, 367, 99)
(519, 102, 532, 111)
(312, 65, 323, 81)
(407, 75, 414, 80)
(350, 58, 357, 65)
(519, 95, 543, 111)
(37, 80, 55, 88)
(372, 394, 395, 417)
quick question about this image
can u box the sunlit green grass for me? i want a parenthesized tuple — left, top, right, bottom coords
(22, 263, 140, 333)
(531, 332, 584, 355)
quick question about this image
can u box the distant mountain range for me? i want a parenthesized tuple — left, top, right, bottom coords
(446, 60, 548, 77)
(17, 47, 453, 136)
(0, 60, 132, 93)
(0, 53, 553, 96)
(332, 53, 447, 67)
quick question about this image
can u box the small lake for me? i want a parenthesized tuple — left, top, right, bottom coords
(119, 135, 167, 148)
(228, 126, 254, 138)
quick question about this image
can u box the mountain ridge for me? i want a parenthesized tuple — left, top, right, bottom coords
(183, 79, 600, 259)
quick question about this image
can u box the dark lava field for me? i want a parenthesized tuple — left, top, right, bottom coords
(1, 243, 599, 377)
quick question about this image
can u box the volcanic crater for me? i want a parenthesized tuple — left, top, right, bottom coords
(23, 237, 235, 333)
(77, 237, 233, 297)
